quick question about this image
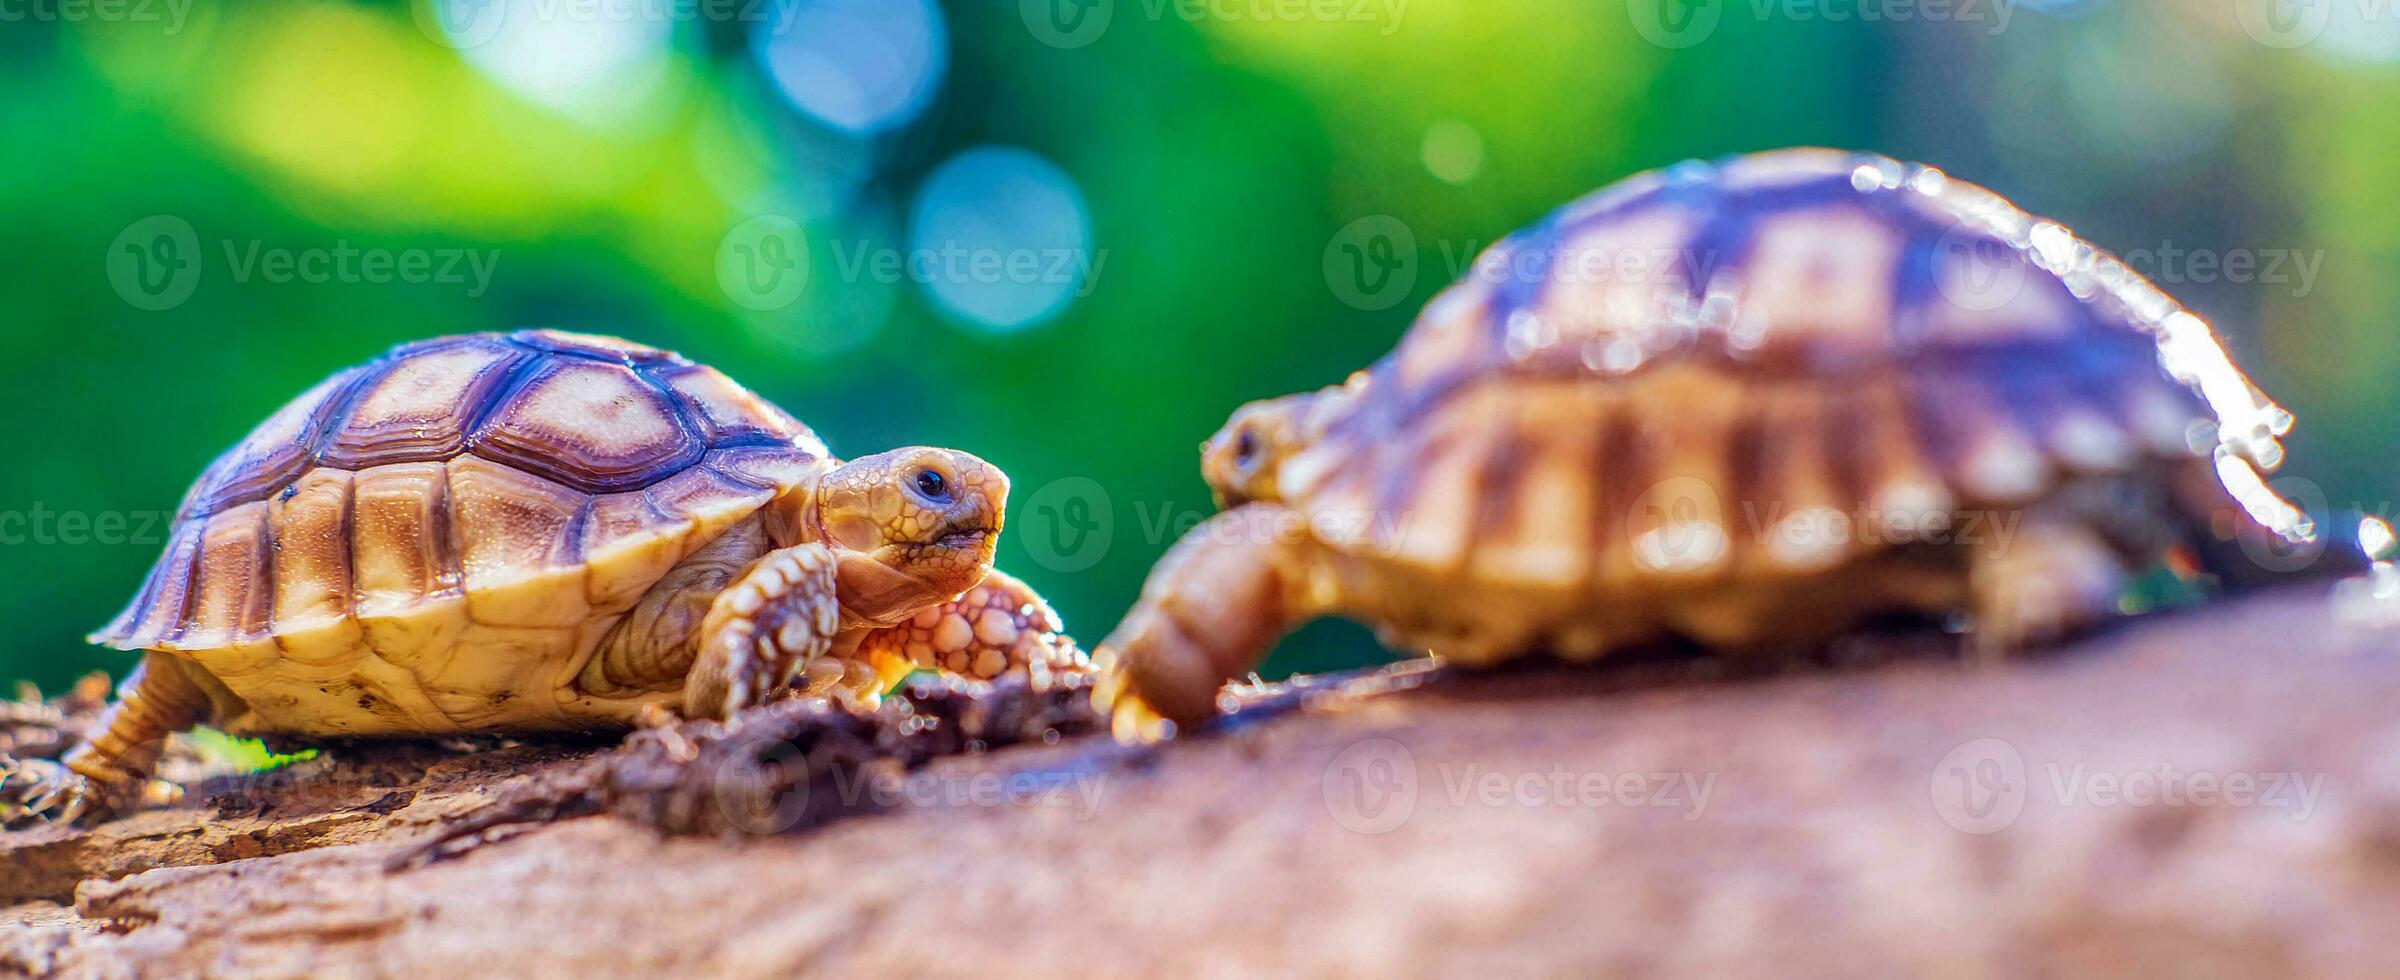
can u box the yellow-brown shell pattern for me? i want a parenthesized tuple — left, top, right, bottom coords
(1276, 149, 2290, 589)
(93, 330, 832, 654)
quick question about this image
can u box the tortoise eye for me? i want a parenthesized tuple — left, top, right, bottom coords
(1234, 429, 1261, 466)
(914, 468, 949, 500)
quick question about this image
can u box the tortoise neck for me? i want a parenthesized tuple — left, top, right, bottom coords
(762, 473, 828, 549)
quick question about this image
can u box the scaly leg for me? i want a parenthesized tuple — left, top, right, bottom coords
(1093, 505, 1321, 741)
(1967, 511, 2131, 662)
(683, 543, 843, 721)
(7, 654, 214, 825)
(857, 569, 1087, 687)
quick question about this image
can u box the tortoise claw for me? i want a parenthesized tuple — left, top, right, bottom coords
(0, 757, 102, 828)
(1091, 662, 1176, 744)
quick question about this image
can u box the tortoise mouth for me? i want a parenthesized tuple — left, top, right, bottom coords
(934, 525, 995, 550)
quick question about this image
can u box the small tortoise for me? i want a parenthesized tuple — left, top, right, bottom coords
(1095, 148, 2376, 738)
(21, 330, 1081, 821)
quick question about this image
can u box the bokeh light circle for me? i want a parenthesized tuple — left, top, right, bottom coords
(442, 0, 677, 129)
(908, 147, 1094, 334)
(754, 0, 949, 136)
(1421, 119, 1484, 184)
(718, 215, 811, 313)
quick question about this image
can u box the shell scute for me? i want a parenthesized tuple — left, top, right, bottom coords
(656, 363, 825, 452)
(185, 501, 275, 649)
(318, 337, 526, 469)
(446, 455, 588, 575)
(643, 455, 777, 527)
(469, 358, 702, 494)
(509, 328, 672, 364)
(709, 444, 827, 490)
(1732, 204, 1905, 366)
(266, 467, 355, 634)
(348, 461, 463, 620)
(581, 489, 693, 612)
(180, 367, 365, 521)
(98, 520, 205, 650)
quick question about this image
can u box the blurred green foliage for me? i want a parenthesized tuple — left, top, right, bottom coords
(0, 1, 2394, 693)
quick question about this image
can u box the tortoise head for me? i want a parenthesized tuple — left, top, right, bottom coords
(1201, 382, 1356, 509)
(811, 447, 1006, 626)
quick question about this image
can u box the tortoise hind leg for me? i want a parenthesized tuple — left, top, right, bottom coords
(6, 653, 216, 825)
(1966, 509, 2131, 662)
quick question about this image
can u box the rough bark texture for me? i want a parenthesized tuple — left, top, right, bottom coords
(5, 580, 2400, 978)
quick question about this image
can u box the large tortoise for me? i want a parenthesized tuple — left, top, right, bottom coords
(19, 330, 1081, 821)
(1095, 148, 2381, 739)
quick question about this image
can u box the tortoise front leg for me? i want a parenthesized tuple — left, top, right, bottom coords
(1093, 505, 1322, 741)
(857, 569, 1087, 686)
(1967, 510, 2131, 662)
(683, 543, 843, 721)
(5, 653, 215, 825)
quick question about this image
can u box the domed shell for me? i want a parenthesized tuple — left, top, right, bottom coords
(1275, 149, 2289, 589)
(93, 330, 833, 656)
